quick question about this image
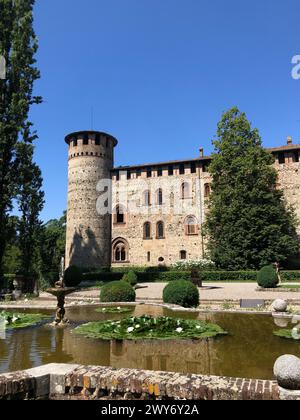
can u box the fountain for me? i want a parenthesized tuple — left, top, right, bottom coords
(46, 257, 77, 326)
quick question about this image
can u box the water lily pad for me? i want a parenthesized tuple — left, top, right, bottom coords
(95, 307, 134, 314)
(0, 311, 48, 330)
(74, 315, 227, 341)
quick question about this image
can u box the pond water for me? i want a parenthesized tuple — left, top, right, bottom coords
(0, 305, 300, 380)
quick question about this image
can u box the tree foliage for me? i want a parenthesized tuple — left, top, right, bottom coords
(205, 107, 299, 270)
(0, 0, 42, 279)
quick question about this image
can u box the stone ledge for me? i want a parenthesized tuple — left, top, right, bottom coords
(0, 363, 287, 400)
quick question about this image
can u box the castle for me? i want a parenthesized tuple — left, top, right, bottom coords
(64, 131, 300, 269)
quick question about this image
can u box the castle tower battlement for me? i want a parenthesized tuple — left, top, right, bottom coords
(65, 130, 118, 269)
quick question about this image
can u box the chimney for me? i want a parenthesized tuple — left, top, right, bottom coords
(287, 136, 293, 145)
(199, 148, 204, 158)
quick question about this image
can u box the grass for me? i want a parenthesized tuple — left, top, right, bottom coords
(0, 311, 49, 329)
(279, 284, 300, 289)
(74, 315, 227, 341)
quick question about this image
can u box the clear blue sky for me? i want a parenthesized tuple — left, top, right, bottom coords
(31, 0, 300, 222)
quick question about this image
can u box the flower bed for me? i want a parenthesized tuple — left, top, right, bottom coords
(95, 306, 134, 314)
(0, 311, 48, 329)
(74, 315, 227, 340)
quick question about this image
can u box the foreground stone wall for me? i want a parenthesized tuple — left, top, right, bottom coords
(1, 363, 299, 400)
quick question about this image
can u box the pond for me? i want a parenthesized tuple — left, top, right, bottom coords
(0, 304, 299, 380)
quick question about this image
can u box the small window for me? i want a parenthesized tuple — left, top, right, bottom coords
(114, 205, 125, 224)
(168, 165, 174, 176)
(156, 189, 163, 205)
(185, 216, 198, 236)
(113, 239, 129, 263)
(147, 168, 152, 178)
(204, 183, 211, 198)
(157, 168, 163, 177)
(83, 134, 89, 145)
(127, 171, 131, 180)
(180, 250, 187, 260)
(278, 152, 285, 164)
(143, 222, 151, 239)
(147, 252, 151, 262)
(294, 151, 299, 163)
(191, 162, 196, 174)
(73, 137, 78, 147)
(181, 182, 191, 199)
(179, 164, 185, 175)
(157, 221, 165, 239)
(116, 172, 120, 181)
(143, 190, 151, 206)
(202, 163, 208, 173)
(136, 170, 141, 178)
(158, 257, 165, 263)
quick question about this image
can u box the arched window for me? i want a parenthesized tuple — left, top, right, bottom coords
(114, 205, 126, 224)
(143, 222, 151, 239)
(180, 250, 187, 260)
(143, 190, 151, 206)
(156, 221, 165, 239)
(112, 238, 129, 263)
(181, 182, 191, 199)
(204, 183, 211, 198)
(156, 188, 163, 205)
(185, 216, 198, 235)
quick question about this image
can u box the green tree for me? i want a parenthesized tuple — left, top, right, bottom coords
(16, 142, 44, 275)
(38, 212, 66, 275)
(205, 107, 299, 270)
(0, 0, 41, 280)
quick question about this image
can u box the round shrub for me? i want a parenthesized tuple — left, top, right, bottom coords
(122, 270, 138, 286)
(257, 265, 279, 289)
(100, 281, 136, 303)
(64, 266, 82, 287)
(163, 280, 199, 308)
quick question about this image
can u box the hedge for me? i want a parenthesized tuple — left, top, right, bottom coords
(82, 269, 300, 284)
(82, 270, 191, 283)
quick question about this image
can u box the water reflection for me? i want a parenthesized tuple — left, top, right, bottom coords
(1, 306, 300, 380)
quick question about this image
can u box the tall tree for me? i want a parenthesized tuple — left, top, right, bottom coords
(0, 0, 41, 279)
(205, 107, 299, 270)
(16, 141, 44, 275)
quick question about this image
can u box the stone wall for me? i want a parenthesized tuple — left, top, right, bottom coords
(1, 363, 295, 400)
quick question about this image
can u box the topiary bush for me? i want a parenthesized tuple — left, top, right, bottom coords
(257, 265, 279, 289)
(100, 281, 136, 303)
(63, 266, 82, 287)
(122, 270, 138, 286)
(163, 280, 199, 308)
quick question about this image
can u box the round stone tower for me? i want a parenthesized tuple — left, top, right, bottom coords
(65, 130, 118, 269)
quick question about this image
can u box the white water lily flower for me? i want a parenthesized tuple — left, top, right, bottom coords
(127, 327, 134, 333)
(176, 327, 183, 333)
(12, 316, 18, 323)
(102, 308, 106, 312)
(135, 324, 140, 329)
(196, 326, 201, 330)
(117, 307, 121, 310)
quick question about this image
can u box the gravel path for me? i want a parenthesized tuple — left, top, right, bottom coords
(1, 282, 300, 310)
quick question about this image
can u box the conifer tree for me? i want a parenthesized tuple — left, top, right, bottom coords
(205, 107, 299, 270)
(0, 0, 42, 279)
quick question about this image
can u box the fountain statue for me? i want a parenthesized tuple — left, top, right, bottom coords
(46, 257, 77, 326)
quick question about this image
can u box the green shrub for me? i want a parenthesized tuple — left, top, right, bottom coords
(122, 270, 138, 286)
(257, 265, 279, 288)
(100, 281, 136, 303)
(281, 271, 300, 282)
(163, 280, 199, 308)
(64, 266, 82, 287)
(39, 271, 59, 290)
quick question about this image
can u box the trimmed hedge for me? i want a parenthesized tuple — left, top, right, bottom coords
(163, 280, 200, 308)
(83, 270, 191, 283)
(82, 269, 300, 285)
(257, 265, 279, 289)
(122, 271, 138, 286)
(100, 281, 136, 303)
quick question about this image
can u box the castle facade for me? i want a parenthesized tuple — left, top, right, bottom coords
(64, 131, 300, 269)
